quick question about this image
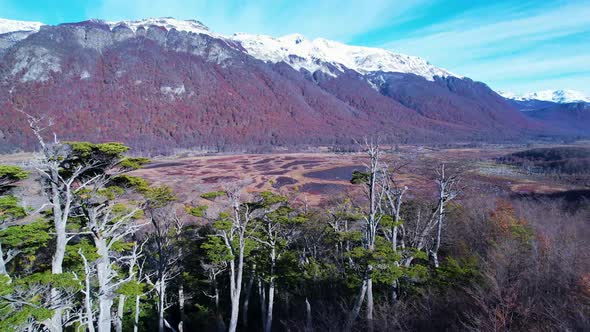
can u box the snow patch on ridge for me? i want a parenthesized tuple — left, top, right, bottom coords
(231, 33, 458, 80)
(105, 17, 222, 39)
(0, 18, 44, 34)
(500, 89, 590, 103)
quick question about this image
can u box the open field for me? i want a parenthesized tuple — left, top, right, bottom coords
(127, 144, 590, 207)
(2, 144, 588, 209)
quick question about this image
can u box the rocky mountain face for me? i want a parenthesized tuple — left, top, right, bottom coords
(0, 18, 572, 153)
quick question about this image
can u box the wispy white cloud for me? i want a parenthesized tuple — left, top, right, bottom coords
(381, 1, 590, 94)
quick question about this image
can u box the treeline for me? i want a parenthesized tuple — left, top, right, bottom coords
(0, 124, 589, 331)
(499, 146, 590, 175)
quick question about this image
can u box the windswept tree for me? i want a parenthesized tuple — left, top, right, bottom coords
(380, 160, 408, 301)
(429, 164, 460, 268)
(249, 191, 307, 332)
(201, 184, 254, 332)
(346, 140, 384, 331)
(20, 109, 149, 331)
(0, 165, 64, 331)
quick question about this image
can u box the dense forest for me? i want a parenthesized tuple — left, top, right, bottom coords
(0, 118, 589, 332)
(498, 146, 590, 175)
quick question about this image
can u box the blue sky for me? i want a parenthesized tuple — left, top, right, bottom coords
(1, 0, 588, 95)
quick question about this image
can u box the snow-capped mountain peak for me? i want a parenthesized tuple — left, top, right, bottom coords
(231, 32, 458, 80)
(500, 89, 590, 103)
(0, 18, 44, 34)
(1, 16, 457, 81)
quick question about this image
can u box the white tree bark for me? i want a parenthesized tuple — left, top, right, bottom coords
(367, 142, 382, 329)
(346, 277, 367, 332)
(116, 294, 125, 332)
(21, 112, 98, 332)
(366, 277, 374, 332)
(0, 242, 6, 275)
(430, 164, 459, 268)
(219, 186, 250, 332)
(0, 242, 19, 275)
(158, 281, 166, 332)
(305, 297, 313, 332)
(95, 239, 113, 332)
(84, 197, 141, 332)
(178, 283, 185, 332)
(79, 249, 96, 332)
(265, 275, 275, 332)
(133, 295, 141, 332)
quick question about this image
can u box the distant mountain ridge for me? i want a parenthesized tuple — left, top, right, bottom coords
(499, 89, 590, 104)
(0, 17, 583, 153)
(0, 18, 44, 34)
(499, 89, 590, 136)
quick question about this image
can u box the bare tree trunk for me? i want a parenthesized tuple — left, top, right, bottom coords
(265, 277, 275, 332)
(264, 248, 276, 332)
(432, 195, 444, 268)
(228, 249, 245, 332)
(259, 278, 267, 332)
(214, 279, 220, 313)
(0, 242, 8, 275)
(226, 190, 248, 332)
(366, 277, 374, 332)
(242, 267, 255, 328)
(97, 296, 113, 332)
(430, 163, 459, 269)
(96, 240, 113, 332)
(133, 295, 141, 332)
(52, 219, 67, 274)
(305, 297, 313, 332)
(158, 281, 166, 332)
(229, 288, 241, 332)
(178, 284, 185, 332)
(49, 168, 69, 332)
(365, 142, 378, 332)
(348, 140, 381, 332)
(117, 246, 140, 332)
(80, 250, 96, 332)
(96, 260, 113, 332)
(49, 213, 67, 332)
(346, 277, 367, 332)
(390, 280, 398, 303)
(116, 294, 125, 332)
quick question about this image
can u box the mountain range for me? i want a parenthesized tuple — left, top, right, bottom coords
(499, 89, 590, 104)
(0, 17, 586, 153)
(499, 89, 590, 137)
